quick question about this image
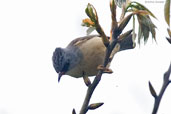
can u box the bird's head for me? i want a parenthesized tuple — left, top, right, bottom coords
(52, 48, 70, 82)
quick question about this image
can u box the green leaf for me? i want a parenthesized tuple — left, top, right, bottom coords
(142, 24, 150, 44)
(137, 14, 144, 44)
(85, 4, 94, 21)
(85, 3, 98, 23)
(136, 14, 156, 44)
(125, 4, 140, 12)
(86, 27, 96, 35)
(144, 16, 156, 41)
(115, 0, 126, 8)
(133, 15, 136, 41)
(138, 24, 143, 44)
(164, 0, 170, 26)
(125, 1, 156, 19)
(149, 81, 157, 98)
(133, 1, 156, 18)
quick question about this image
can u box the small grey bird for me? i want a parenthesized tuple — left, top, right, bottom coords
(52, 35, 135, 82)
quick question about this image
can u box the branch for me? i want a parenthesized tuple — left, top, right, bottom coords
(79, 1, 135, 114)
(79, 33, 133, 114)
(110, 0, 118, 39)
(79, 39, 119, 114)
(79, 5, 121, 112)
(151, 63, 171, 114)
(85, 3, 109, 47)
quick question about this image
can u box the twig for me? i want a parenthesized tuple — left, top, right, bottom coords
(79, 1, 134, 114)
(79, 70, 103, 114)
(79, 7, 120, 112)
(151, 63, 171, 114)
(110, 0, 117, 39)
(79, 39, 119, 114)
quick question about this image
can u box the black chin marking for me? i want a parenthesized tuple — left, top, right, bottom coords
(61, 62, 70, 73)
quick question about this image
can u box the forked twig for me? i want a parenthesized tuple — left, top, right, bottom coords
(78, 1, 135, 114)
(149, 63, 171, 114)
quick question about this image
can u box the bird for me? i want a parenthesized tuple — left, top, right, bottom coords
(52, 35, 135, 82)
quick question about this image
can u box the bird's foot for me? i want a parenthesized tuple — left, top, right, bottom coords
(83, 75, 91, 87)
(97, 65, 113, 74)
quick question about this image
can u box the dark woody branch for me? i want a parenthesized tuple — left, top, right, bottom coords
(78, 1, 136, 114)
(149, 63, 171, 114)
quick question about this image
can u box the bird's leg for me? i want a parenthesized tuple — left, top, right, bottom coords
(97, 65, 113, 74)
(83, 71, 91, 87)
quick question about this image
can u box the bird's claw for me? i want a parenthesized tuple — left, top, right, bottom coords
(97, 65, 113, 74)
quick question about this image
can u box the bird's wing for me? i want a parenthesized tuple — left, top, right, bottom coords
(67, 35, 100, 48)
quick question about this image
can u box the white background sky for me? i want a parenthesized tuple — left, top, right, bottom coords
(0, 0, 171, 114)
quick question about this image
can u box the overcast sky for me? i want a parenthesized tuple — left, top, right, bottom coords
(0, 0, 171, 114)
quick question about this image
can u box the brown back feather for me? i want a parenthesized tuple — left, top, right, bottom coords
(67, 35, 100, 48)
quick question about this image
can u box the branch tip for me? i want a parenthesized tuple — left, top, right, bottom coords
(169, 80, 171, 83)
(72, 108, 76, 114)
(88, 102, 104, 110)
(83, 76, 92, 87)
(149, 81, 157, 98)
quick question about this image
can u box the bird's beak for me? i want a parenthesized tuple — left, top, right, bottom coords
(58, 72, 65, 82)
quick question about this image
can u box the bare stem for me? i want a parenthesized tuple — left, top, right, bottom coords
(79, 1, 134, 114)
(110, 0, 118, 40)
(95, 23, 109, 47)
(152, 63, 171, 114)
(79, 40, 118, 114)
(152, 81, 170, 114)
(79, 70, 103, 114)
